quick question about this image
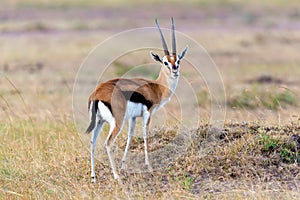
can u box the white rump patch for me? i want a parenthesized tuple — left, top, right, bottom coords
(98, 101, 114, 123)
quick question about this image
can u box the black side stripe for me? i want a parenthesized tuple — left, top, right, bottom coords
(85, 100, 99, 134)
(122, 91, 153, 110)
(102, 101, 112, 114)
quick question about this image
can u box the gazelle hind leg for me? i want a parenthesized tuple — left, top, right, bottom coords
(105, 118, 125, 180)
(121, 117, 137, 170)
(90, 120, 104, 183)
(142, 107, 152, 170)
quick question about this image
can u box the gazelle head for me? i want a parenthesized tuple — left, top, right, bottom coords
(151, 18, 188, 79)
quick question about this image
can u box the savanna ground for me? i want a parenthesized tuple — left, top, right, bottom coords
(1, 0, 300, 199)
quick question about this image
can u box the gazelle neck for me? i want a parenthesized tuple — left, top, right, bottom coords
(156, 67, 179, 99)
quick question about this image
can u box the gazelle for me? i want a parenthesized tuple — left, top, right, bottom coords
(86, 18, 188, 182)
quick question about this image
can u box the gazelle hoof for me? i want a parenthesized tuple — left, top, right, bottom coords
(146, 164, 153, 172)
(121, 161, 127, 170)
(91, 176, 96, 183)
(113, 174, 119, 180)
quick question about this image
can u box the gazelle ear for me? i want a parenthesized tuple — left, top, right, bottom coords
(150, 51, 162, 63)
(178, 46, 188, 60)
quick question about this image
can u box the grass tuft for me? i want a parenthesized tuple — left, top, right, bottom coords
(182, 174, 194, 190)
(1, 116, 300, 198)
(228, 86, 298, 110)
(258, 133, 280, 152)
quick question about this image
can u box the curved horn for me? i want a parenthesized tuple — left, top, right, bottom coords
(155, 19, 169, 55)
(171, 17, 176, 55)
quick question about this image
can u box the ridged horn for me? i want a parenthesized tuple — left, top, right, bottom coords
(155, 18, 169, 56)
(171, 17, 176, 55)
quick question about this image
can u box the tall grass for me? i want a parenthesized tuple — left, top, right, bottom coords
(1, 113, 300, 199)
(228, 85, 298, 110)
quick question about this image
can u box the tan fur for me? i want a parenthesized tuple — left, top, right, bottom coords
(88, 70, 171, 145)
(87, 19, 188, 181)
(167, 55, 177, 67)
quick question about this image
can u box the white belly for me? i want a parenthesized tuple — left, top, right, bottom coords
(125, 101, 145, 119)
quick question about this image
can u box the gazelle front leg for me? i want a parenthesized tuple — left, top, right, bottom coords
(121, 117, 137, 170)
(142, 106, 152, 170)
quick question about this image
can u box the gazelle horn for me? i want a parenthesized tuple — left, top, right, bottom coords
(155, 18, 170, 56)
(171, 17, 176, 56)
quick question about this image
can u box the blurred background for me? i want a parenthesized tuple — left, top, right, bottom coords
(1, 0, 300, 123)
(1, 1, 300, 198)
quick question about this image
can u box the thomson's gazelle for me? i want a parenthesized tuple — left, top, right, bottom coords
(86, 18, 188, 182)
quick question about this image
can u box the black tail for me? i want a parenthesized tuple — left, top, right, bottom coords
(85, 100, 99, 134)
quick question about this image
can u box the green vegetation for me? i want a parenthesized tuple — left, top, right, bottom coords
(1, 1, 300, 199)
(281, 144, 299, 164)
(182, 174, 194, 190)
(197, 90, 209, 107)
(228, 85, 298, 110)
(257, 132, 299, 164)
(273, 90, 297, 106)
(114, 61, 134, 77)
(229, 89, 257, 109)
(258, 133, 280, 151)
(114, 61, 158, 79)
(1, 117, 299, 199)
(136, 136, 143, 144)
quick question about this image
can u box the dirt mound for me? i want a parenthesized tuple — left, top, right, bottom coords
(248, 75, 283, 84)
(91, 122, 300, 198)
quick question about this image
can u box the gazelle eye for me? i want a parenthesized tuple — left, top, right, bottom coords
(164, 61, 168, 66)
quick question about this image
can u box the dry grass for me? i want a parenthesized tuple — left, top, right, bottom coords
(1, 1, 300, 199)
(1, 116, 299, 199)
(228, 84, 298, 110)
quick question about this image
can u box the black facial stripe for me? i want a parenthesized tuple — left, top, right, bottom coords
(152, 53, 162, 63)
